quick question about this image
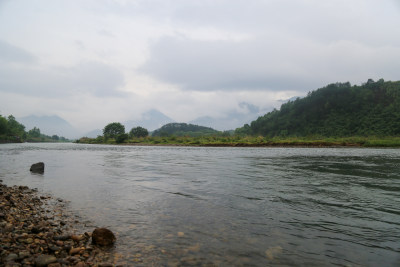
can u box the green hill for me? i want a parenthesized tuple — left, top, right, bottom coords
(236, 79, 400, 137)
(152, 123, 220, 137)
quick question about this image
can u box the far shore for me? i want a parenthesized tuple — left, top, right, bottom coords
(75, 136, 400, 148)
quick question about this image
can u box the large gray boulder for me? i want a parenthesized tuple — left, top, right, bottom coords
(30, 162, 45, 173)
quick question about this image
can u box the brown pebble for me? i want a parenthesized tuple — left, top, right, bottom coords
(70, 247, 84, 255)
(71, 234, 84, 242)
(74, 262, 86, 267)
(48, 263, 62, 267)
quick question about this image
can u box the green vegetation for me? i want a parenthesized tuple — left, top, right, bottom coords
(76, 135, 400, 147)
(103, 122, 125, 139)
(129, 126, 149, 138)
(236, 79, 400, 137)
(0, 114, 70, 143)
(0, 115, 26, 143)
(152, 123, 219, 137)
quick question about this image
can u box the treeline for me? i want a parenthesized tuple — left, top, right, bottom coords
(77, 122, 231, 144)
(236, 79, 400, 137)
(152, 123, 221, 137)
(0, 114, 69, 143)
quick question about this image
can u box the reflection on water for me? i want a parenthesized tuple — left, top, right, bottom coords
(1, 143, 400, 266)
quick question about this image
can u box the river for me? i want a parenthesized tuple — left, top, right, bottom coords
(0, 143, 399, 266)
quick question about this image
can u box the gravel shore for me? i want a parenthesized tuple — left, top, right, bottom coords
(0, 180, 121, 267)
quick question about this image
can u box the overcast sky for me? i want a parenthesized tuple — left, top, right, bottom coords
(1, 0, 399, 132)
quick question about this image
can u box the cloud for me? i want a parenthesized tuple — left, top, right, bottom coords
(139, 34, 400, 93)
(139, 36, 309, 92)
(0, 39, 36, 63)
(0, 60, 125, 98)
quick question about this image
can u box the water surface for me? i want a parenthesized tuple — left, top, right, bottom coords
(1, 143, 399, 266)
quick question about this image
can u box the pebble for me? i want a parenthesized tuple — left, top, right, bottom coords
(0, 181, 121, 266)
(35, 254, 58, 266)
(5, 253, 18, 262)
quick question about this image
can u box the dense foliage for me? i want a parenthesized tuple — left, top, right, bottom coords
(152, 123, 219, 137)
(103, 122, 125, 139)
(236, 79, 400, 137)
(129, 126, 149, 138)
(0, 115, 26, 142)
(0, 114, 69, 143)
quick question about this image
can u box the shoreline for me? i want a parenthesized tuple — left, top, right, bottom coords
(0, 181, 121, 267)
(76, 136, 400, 148)
(80, 142, 366, 148)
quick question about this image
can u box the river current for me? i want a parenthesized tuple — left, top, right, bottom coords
(0, 143, 399, 266)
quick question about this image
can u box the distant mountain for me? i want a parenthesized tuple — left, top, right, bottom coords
(236, 79, 400, 137)
(84, 129, 102, 138)
(18, 115, 81, 139)
(152, 123, 219, 137)
(190, 102, 264, 131)
(124, 109, 175, 131)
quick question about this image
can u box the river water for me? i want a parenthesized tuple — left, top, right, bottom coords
(0, 143, 399, 266)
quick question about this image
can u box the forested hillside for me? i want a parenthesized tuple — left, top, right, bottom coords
(152, 123, 220, 137)
(0, 114, 69, 143)
(236, 79, 400, 137)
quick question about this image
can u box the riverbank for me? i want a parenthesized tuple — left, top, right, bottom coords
(76, 136, 400, 148)
(0, 181, 121, 267)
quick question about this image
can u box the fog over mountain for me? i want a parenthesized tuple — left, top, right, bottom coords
(124, 109, 175, 132)
(189, 102, 265, 130)
(18, 115, 81, 139)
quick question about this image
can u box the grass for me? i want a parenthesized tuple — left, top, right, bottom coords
(75, 135, 400, 148)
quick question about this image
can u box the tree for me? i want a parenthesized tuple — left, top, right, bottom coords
(28, 127, 41, 138)
(129, 126, 149, 138)
(116, 133, 128, 143)
(103, 122, 125, 139)
(0, 115, 7, 135)
(2, 115, 26, 142)
(7, 115, 25, 137)
(236, 79, 400, 137)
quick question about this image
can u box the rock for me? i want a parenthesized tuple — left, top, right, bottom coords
(92, 228, 116, 246)
(18, 251, 31, 259)
(35, 254, 57, 267)
(30, 162, 45, 174)
(71, 234, 84, 242)
(69, 247, 83, 255)
(48, 263, 61, 267)
(5, 253, 18, 262)
(53, 234, 71, 241)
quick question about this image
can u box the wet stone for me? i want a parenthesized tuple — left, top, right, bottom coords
(92, 228, 116, 246)
(35, 254, 57, 266)
(5, 253, 18, 262)
(18, 251, 30, 259)
(30, 162, 45, 174)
